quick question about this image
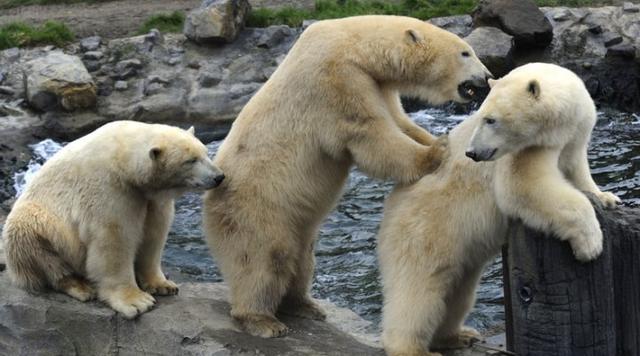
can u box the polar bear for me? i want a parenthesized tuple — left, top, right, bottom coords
(377, 63, 620, 356)
(203, 15, 492, 338)
(3, 121, 225, 319)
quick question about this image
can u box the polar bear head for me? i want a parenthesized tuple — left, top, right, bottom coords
(465, 63, 593, 162)
(399, 21, 493, 105)
(142, 125, 225, 192)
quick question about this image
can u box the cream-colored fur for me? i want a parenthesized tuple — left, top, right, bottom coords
(3, 121, 224, 319)
(203, 15, 491, 338)
(378, 63, 620, 356)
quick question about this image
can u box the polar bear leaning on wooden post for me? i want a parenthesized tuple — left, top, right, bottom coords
(377, 63, 620, 356)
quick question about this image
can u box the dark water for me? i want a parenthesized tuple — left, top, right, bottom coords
(14, 108, 640, 333)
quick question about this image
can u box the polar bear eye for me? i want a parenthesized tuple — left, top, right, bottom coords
(461, 51, 470, 57)
(485, 117, 496, 125)
(186, 158, 198, 165)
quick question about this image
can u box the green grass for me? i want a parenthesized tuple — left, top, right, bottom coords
(0, 21, 74, 50)
(247, 0, 624, 27)
(137, 11, 185, 35)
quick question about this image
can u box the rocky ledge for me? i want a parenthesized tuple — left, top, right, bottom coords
(0, 260, 502, 356)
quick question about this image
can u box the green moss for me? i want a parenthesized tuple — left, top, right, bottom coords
(247, 0, 626, 28)
(0, 21, 74, 50)
(137, 11, 185, 35)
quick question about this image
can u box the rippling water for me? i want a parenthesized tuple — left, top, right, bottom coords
(13, 108, 640, 333)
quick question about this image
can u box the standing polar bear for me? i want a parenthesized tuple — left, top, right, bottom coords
(378, 63, 620, 356)
(4, 121, 225, 318)
(204, 15, 491, 337)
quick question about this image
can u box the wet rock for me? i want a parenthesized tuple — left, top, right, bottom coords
(552, 9, 572, 21)
(472, 0, 553, 48)
(464, 27, 514, 77)
(622, 2, 639, 13)
(0, 71, 6, 84)
(166, 56, 181, 66)
(114, 80, 128, 91)
(83, 51, 104, 60)
(184, 0, 252, 44)
(83, 60, 102, 72)
(588, 24, 603, 35)
(24, 52, 96, 111)
(602, 32, 623, 47)
(145, 82, 165, 96)
(198, 70, 223, 88)
(606, 42, 636, 58)
(0, 86, 15, 96)
(428, 15, 473, 37)
(257, 25, 293, 48)
(111, 58, 143, 79)
(80, 36, 102, 52)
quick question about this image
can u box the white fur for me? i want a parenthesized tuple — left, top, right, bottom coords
(378, 63, 620, 356)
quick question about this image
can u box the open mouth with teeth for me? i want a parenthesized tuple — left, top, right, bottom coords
(458, 80, 480, 101)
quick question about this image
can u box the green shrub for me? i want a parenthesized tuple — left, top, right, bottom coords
(137, 11, 185, 35)
(0, 21, 74, 50)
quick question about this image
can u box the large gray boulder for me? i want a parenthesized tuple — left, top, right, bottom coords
(184, 0, 252, 44)
(472, 0, 553, 48)
(464, 27, 514, 78)
(23, 52, 96, 111)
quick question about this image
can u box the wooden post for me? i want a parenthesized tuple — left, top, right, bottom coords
(505, 198, 640, 356)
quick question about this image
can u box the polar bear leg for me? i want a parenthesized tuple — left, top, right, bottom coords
(508, 172, 603, 262)
(335, 66, 445, 185)
(86, 225, 156, 319)
(136, 200, 178, 296)
(381, 269, 450, 356)
(432, 268, 483, 350)
(560, 142, 620, 208)
(382, 87, 436, 146)
(279, 232, 326, 321)
(227, 236, 294, 338)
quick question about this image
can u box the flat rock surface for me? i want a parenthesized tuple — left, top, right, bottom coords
(0, 272, 383, 356)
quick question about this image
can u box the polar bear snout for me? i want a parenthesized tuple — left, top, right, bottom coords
(465, 148, 497, 162)
(189, 160, 225, 189)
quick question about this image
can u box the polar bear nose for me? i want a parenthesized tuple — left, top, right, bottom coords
(465, 150, 479, 161)
(214, 174, 225, 185)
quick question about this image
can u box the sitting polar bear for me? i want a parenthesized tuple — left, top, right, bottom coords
(203, 15, 492, 338)
(377, 63, 620, 356)
(3, 121, 225, 318)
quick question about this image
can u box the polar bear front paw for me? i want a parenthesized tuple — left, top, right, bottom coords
(104, 286, 156, 319)
(570, 230, 603, 262)
(140, 277, 179, 296)
(595, 191, 621, 209)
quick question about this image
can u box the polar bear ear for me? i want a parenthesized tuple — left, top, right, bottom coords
(527, 79, 540, 99)
(149, 147, 163, 160)
(405, 29, 424, 44)
(187, 126, 195, 135)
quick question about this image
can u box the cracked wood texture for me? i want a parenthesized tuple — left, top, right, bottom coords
(505, 200, 640, 356)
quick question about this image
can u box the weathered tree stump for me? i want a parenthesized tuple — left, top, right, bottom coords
(504, 198, 640, 356)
